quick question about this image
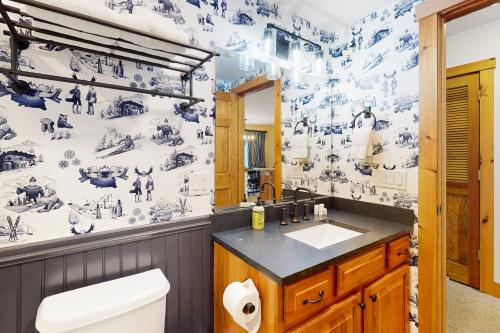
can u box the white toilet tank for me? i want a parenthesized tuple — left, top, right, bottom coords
(36, 269, 170, 333)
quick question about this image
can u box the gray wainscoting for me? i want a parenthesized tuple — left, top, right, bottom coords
(0, 218, 213, 333)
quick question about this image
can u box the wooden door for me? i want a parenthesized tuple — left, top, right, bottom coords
(215, 92, 241, 208)
(288, 292, 362, 333)
(446, 73, 480, 288)
(364, 265, 409, 333)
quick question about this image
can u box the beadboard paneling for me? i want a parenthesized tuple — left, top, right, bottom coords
(0, 220, 212, 333)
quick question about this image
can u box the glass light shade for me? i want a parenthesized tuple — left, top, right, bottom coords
(290, 40, 302, 67)
(314, 50, 325, 75)
(262, 28, 276, 57)
(239, 50, 255, 71)
(266, 61, 281, 80)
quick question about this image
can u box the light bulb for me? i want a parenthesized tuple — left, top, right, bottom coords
(263, 28, 276, 57)
(290, 40, 301, 67)
(266, 61, 281, 80)
(239, 50, 255, 72)
(314, 50, 324, 75)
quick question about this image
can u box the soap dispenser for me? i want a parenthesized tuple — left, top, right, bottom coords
(252, 201, 265, 230)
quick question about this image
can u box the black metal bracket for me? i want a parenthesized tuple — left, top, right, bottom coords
(351, 106, 377, 130)
(0, 0, 220, 105)
(267, 23, 322, 51)
(294, 117, 308, 135)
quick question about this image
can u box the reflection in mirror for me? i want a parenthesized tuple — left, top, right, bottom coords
(244, 87, 279, 205)
(214, 47, 284, 209)
(213, 25, 328, 210)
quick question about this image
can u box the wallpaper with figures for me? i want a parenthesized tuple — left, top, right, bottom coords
(278, 1, 422, 330)
(0, 0, 421, 330)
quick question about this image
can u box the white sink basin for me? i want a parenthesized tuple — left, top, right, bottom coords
(284, 224, 362, 249)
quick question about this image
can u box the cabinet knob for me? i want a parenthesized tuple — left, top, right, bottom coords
(369, 294, 378, 302)
(302, 290, 325, 305)
(358, 302, 366, 310)
(482, 215, 489, 224)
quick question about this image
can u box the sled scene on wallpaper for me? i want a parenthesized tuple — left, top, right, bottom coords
(78, 166, 129, 189)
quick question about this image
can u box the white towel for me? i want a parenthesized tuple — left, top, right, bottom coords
(17, 0, 189, 54)
(292, 132, 309, 160)
(351, 126, 374, 161)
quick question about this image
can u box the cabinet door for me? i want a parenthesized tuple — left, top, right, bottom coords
(364, 265, 409, 333)
(288, 292, 362, 333)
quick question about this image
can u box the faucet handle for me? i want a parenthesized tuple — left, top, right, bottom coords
(303, 201, 311, 220)
(291, 202, 300, 223)
(279, 206, 288, 226)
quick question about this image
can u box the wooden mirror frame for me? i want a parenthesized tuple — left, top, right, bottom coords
(416, 1, 499, 332)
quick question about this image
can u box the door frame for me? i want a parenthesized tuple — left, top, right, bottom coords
(416, 1, 499, 332)
(230, 75, 282, 200)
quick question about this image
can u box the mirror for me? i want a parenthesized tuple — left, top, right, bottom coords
(214, 47, 286, 209)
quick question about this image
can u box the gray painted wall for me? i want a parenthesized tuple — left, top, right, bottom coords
(0, 219, 212, 333)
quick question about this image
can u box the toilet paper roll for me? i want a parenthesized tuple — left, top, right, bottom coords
(223, 279, 261, 333)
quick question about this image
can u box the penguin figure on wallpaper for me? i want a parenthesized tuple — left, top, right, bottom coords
(95, 204, 102, 219)
(146, 175, 154, 201)
(211, 0, 219, 15)
(86, 86, 97, 115)
(221, 0, 227, 18)
(126, 0, 134, 14)
(113, 60, 124, 79)
(97, 58, 103, 74)
(391, 77, 398, 96)
(130, 176, 142, 202)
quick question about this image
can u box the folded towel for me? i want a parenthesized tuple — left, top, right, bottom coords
(19, 0, 189, 54)
(292, 132, 309, 160)
(351, 126, 374, 161)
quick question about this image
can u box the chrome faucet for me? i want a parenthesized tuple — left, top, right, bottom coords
(291, 187, 315, 223)
(258, 182, 277, 204)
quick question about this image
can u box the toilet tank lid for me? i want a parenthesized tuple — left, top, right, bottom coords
(35, 269, 170, 333)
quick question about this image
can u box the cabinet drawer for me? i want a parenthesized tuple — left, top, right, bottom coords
(336, 245, 386, 296)
(287, 292, 362, 333)
(284, 266, 335, 329)
(387, 235, 410, 270)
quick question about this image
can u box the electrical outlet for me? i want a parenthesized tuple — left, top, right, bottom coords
(188, 172, 211, 196)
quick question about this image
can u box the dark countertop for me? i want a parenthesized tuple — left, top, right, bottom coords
(212, 209, 413, 285)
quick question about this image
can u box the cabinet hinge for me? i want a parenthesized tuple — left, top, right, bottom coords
(478, 170, 481, 181)
(437, 205, 442, 215)
(478, 249, 481, 261)
(478, 90, 481, 102)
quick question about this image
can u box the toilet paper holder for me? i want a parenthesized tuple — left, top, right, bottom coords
(242, 303, 256, 315)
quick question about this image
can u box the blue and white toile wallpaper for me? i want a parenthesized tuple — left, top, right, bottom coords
(215, 0, 422, 329)
(0, 0, 420, 330)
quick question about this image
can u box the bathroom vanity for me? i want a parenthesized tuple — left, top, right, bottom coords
(213, 205, 413, 333)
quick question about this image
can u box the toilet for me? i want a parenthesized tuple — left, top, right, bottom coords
(36, 269, 170, 333)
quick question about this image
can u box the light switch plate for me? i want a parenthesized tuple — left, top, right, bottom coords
(373, 169, 407, 190)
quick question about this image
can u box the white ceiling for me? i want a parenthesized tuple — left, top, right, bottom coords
(446, 3, 500, 36)
(276, 0, 397, 29)
(245, 87, 275, 125)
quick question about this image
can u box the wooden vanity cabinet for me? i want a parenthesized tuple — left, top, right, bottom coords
(288, 292, 362, 333)
(363, 264, 410, 333)
(214, 234, 410, 333)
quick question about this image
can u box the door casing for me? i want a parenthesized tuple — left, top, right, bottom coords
(416, 1, 499, 332)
